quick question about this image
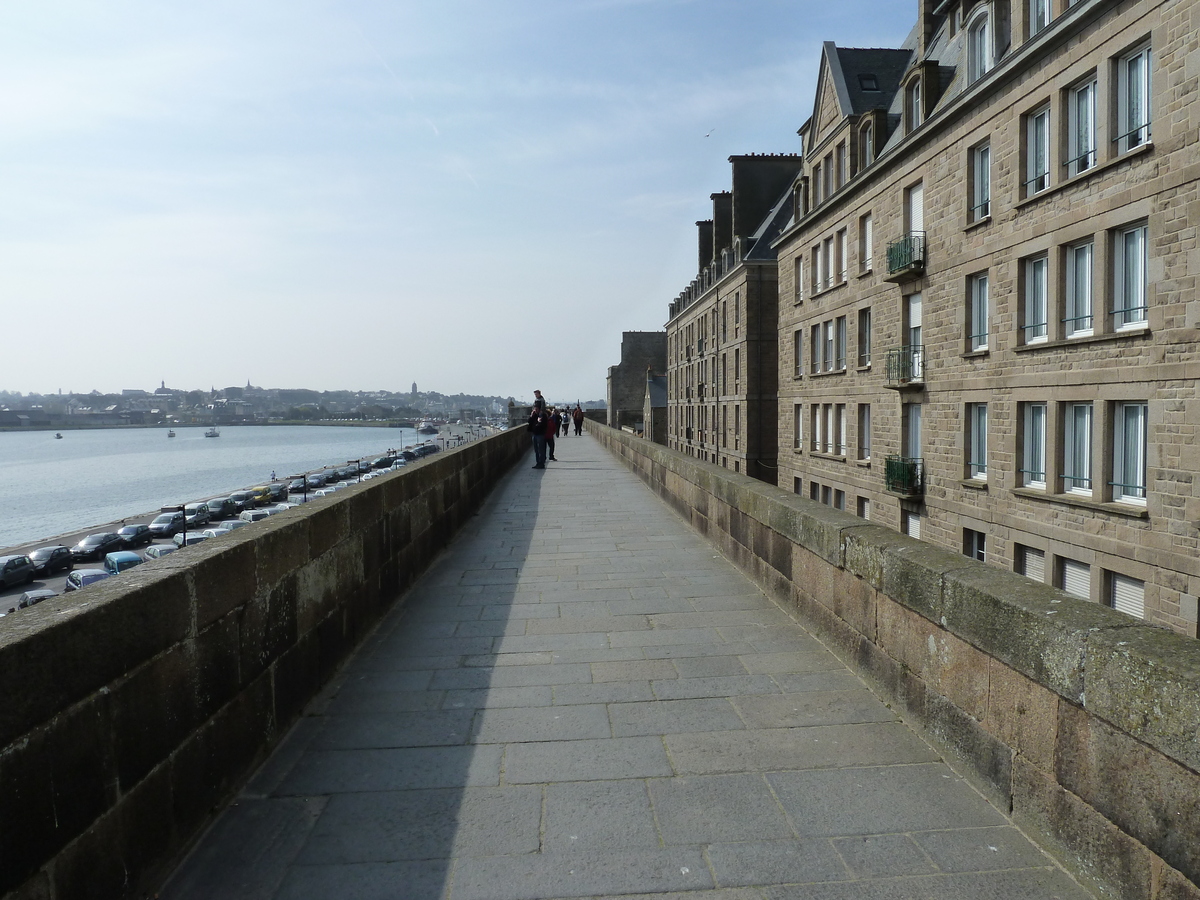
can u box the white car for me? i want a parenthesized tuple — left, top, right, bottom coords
(239, 509, 272, 523)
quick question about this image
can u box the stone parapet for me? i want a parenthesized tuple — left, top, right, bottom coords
(591, 422, 1200, 900)
(0, 427, 528, 900)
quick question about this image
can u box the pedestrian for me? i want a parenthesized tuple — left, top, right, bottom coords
(561, 409, 570, 437)
(572, 404, 584, 436)
(270, 470, 276, 481)
(527, 399, 550, 468)
(547, 407, 560, 461)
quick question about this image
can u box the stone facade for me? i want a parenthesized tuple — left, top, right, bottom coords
(666, 154, 800, 483)
(606, 331, 666, 430)
(775, 0, 1200, 635)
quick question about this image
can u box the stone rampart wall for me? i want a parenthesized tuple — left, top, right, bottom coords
(0, 427, 529, 900)
(592, 423, 1200, 900)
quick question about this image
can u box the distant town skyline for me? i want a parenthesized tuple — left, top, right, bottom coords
(0, 1, 914, 401)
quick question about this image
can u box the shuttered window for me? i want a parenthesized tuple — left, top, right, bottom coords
(1060, 559, 1090, 600)
(1017, 545, 1045, 583)
(1110, 574, 1145, 619)
(903, 510, 921, 539)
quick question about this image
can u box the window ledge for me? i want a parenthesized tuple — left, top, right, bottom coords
(1011, 487, 1150, 519)
(964, 215, 991, 233)
(857, 268, 874, 279)
(1014, 327, 1150, 353)
(810, 281, 848, 301)
(960, 478, 989, 490)
(961, 348, 989, 359)
(1014, 142, 1154, 211)
(856, 363, 872, 372)
(808, 368, 848, 378)
(855, 459, 872, 469)
(808, 451, 848, 463)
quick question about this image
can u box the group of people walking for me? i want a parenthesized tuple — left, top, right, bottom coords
(527, 390, 585, 469)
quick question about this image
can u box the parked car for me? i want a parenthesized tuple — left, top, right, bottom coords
(64, 569, 110, 592)
(288, 478, 307, 493)
(247, 486, 272, 506)
(117, 523, 153, 549)
(267, 483, 289, 502)
(103, 551, 144, 574)
(183, 502, 210, 527)
(305, 475, 325, 490)
(28, 545, 73, 576)
(227, 491, 255, 512)
(17, 589, 56, 608)
(357, 461, 373, 474)
(148, 511, 185, 537)
(272, 503, 297, 513)
(200, 528, 228, 540)
(206, 497, 237, 520)
(372, 455, 396, 469)
(239, 509, 272, 523)
(219, 518, 249, 532)
(144, 544, 177, 560)
(173, 532, 209, 548)
(71, 532, 123, 562)
(0, 555, 36, 587)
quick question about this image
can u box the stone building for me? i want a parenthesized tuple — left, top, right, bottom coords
(774, 0, 1199, 633)
(666, 154, 801, 483)
(643, 372, 668, 445)
(606, 332, 667, 430)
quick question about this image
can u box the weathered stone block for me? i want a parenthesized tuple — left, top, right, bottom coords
(984, 660, 1060, 772)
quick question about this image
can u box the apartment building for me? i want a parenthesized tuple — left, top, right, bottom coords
(666, 154, 800, 482)
(775, 0, 1200, 634)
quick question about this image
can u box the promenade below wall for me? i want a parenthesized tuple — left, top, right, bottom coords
(165, 433, 1093, 900)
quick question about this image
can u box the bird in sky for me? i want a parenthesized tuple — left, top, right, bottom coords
(704, 128, 715, 138)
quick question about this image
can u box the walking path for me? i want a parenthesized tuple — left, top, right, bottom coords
(165, 433, 1094, 900)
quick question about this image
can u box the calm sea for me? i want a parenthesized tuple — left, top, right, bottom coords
(0, 425, 418, 550)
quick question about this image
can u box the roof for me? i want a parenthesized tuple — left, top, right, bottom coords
(744, 185, 798, 261)
(646, 375, 668, 409)
(834, 47, 913, 115)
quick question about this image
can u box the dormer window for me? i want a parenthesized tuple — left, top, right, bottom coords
(860, 122, 874, 167)
(967, 10, 992, 83)
(906, 78, 923, 132)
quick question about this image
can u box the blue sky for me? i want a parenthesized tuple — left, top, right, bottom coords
(0, 0, 915, 403)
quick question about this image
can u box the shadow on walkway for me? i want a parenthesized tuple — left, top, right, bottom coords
(164, 432, 1094, 900)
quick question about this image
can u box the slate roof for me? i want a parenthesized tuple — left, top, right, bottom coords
(834, 48, 913, 114)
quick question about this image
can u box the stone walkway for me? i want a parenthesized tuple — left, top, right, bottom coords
(165, 433, 1094, 900)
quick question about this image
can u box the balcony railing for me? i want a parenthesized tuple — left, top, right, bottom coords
(885, 456, 924, 497)
(885, 231, 926, 280)
(885, 345, 925, 389)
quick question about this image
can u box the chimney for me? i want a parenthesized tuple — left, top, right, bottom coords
(918, 0, 938, 57)
(696, 220, 714, 272)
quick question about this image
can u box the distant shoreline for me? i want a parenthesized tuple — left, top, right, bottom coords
(0, 421, 422, 433)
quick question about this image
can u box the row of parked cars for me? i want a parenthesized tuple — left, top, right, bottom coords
(1, 443, 443, 614)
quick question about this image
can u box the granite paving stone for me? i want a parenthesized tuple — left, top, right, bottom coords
(163, 434, 1095, 900)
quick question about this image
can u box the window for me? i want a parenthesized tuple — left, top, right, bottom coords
(859, 74, 878, 91)
(1114, 224, 1148, 330)
(792, 331, 802, 378)
(721, 353, 727, 394)
(824, 321, 834, 372)
(1059, 558, 1091, 600)
(836, 142, 847, 188)
(969, 273, 989, 351)
(1026, 106, 1051, 195)
(858, 403, 871, 460)
(967, 403, 988, 480)
(859, 213, 873, 271)
(857, 308, 872, 367)
(1022, 402, 1047, 488)
(734, 404, 741, 449)
(964, 528, 986, 562)
(823, 156, 834, 201)
(793, 403, 803, 450)
(811, 319, 846, 374)
(810, 482, 820, 501)
(1068, 80, 1097, 176)
(1117, 45, 1152, 153)
(812, 245, 824, 294)
(833, 490, 846, 511)
(905, 403, 922, 460)
(1064, 402, 1093, 494)
(906, 78, 923, 131)
(733, 348, 741, 392)
(1023, 256, 1048, 343)
(793, 476, 802, 495)
(835, 316, 847, 370)
(857, 496, 871, 520)
(835, 404, 847, 456)
(810, 325, 820, 375)
(1110, 573, 1146, 619)
(1065, 241, 1094, 336)
(1029, 0, 1049, 36)
(793, 258, 804, 305)
(837, 229, 848, 282)
(1113, 401, 1147, 504)
(902, 510, 922, 538)
(967, 11, 991, 83)
(823, 237, 834, 289)
(971, 142, 991, 220)
(1016, 545, 1046, 582)
(860, 123, 874, 167)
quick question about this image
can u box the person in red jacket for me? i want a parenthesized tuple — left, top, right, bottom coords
(546, 407, 560, 461)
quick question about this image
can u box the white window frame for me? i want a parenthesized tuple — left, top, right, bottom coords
(1068, 79, 1097, 177)
(1113, 401, 1148, 505)
(858, 403, 871, 460)
(969, 273, 989, 351)
(793, 403, 803, 450)
(967, 10, 992, 83)
(858, 307, 872, 367)
(1114, 223, 1148, 330)
(1024, 256, 1048, 343)
(860, 123, 874, 167)
(1026, 106, 1051, 195)
(1029, 0, 1050, 36)
(837, 229, 848, 283)
(1117, 45, 1152, 153)
(1065, 241, 1094, 337)
(907, 79, 923, 131)
(964, 528, 986, 562)
(792, 331, 802, 379)
(1063, 402, 1092, 495)
(860, 213, 873, 271)
(967, 403, 988, 480)
(1023, 402, 1047, 488)
(793, 258, 804, 305)
(835, 404, 847, 456)
(971, 142, 991, 221)
(835, 316, 847, 371)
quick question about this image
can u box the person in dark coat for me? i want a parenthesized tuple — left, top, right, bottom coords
(528, 400, 550, 468)
(572, 405, 584, 436)
(547, 408, 560, 460)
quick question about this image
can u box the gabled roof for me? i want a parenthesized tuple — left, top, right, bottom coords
(835, 47, 912, 115)
(744, 185, 797, 262)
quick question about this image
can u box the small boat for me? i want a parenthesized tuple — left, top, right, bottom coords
(205, 427, 220, 438)
(167, 430, 176, 438)
(416, 421, 438, 435)
(54, 433, 63, 439)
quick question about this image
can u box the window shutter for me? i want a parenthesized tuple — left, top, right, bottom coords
(1020, 547, 1045, 582)
(1061, 559, 1090, 600)
(1111, 574, 1145, 619)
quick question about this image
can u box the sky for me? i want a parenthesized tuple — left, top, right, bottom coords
(0, 0, 915, 404)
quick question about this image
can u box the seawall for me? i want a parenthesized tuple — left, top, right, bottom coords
(0, 427, 529, 899)
(591, 423, 1200, 900)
